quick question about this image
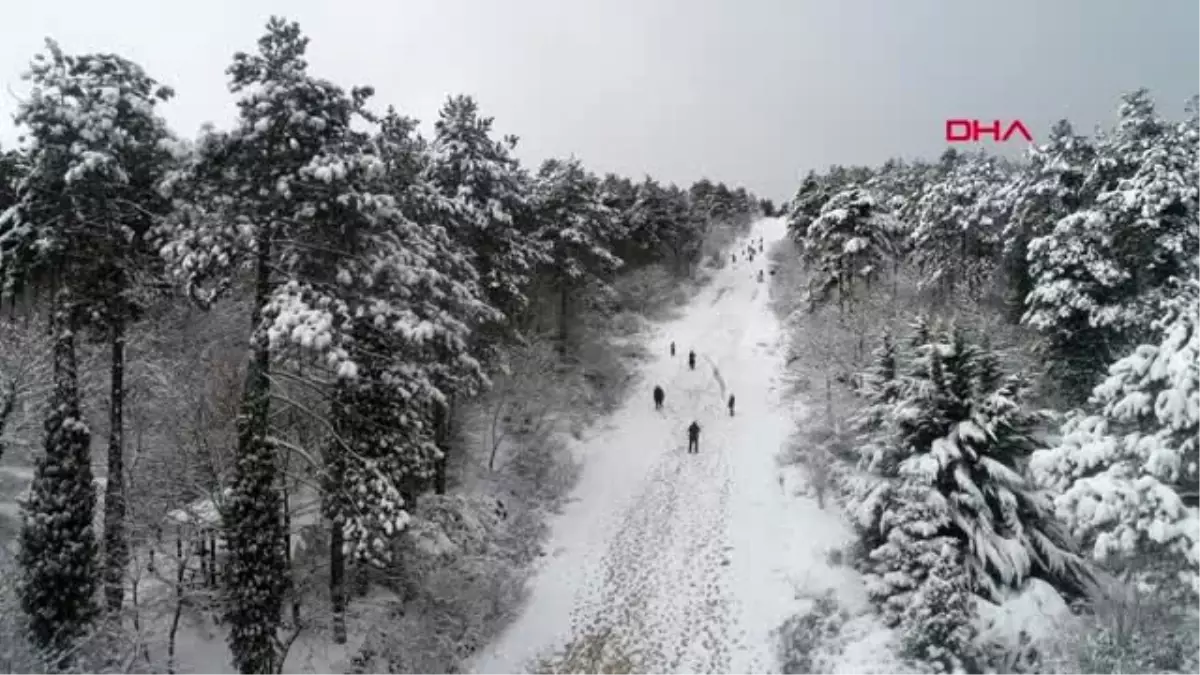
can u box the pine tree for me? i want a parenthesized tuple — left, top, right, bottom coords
(853, 330, 907, 477)
(425, 94, 546, 327)
(155, 18, 376, 671)
(785, 171, 828, 244)
(799, 187, 883, 311)
(1023, 90, 1198, 403)
(1002, 119, 1095, 321)
(1030, 281, 1199, 594)
(530, 157, 622, 350)
(856, 324, 1092, 630)
(0, 39, 173, 650)
(16, 296, 97, 659)
(910, 151, 1010, 299)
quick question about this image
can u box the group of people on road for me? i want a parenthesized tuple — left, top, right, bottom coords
(654, 237, 762, 454)
(657, 341, 735, 454)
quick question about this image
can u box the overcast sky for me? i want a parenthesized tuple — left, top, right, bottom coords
(0, 0, 1195, 201)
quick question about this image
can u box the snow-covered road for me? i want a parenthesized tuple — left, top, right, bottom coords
(473, 217, 879, 674)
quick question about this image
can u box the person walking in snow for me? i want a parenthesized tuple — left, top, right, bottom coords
(653, 385, 665, 411)
(687, 421, 701, 454)
(670, 341, 675, 356)
(688, 350, 696, 370)
(728, 394, 735, 417)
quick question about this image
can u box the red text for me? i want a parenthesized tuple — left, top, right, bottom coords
(945, 119, 1033, 143)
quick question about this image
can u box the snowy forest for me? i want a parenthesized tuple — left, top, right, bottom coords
(0, 18, 765, 673)
(773, 89, 1198, 672)
(0, 12, 1197, 675)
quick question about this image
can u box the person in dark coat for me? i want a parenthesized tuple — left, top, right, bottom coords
(653, 385, 665, 411)
(688, 350, 696, 370)
(687, 421, 701, 454)
(670, 341, 675, 356)
(728, 394, 735, 416)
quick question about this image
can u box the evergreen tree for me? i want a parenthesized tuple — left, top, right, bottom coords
(910, 151, 1010, 299)
(1023, 90, 1198, 403)
(530, 157, 622, 350)
(156, 18, 375, 671)
(16, 296, 97, 659)
(785, 171, 828, 244)
(1031, 281, 1199, 594)
(267, 139, 492, 638)
(0, 39, 173, 650)
(1002, 119, 1095, 321)
(425, 95, 546, 327)
(855, 324, 1093, 640)
(799, 187, 883, 310)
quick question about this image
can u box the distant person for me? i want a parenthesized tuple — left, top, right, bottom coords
(732, 253, 736, 263)
(653, 385, 665, 411)
(687, 421, 701, 454)
(688, 350, 696, 370)
(670, 341, 676, 356)
(728, 394, 736, 417)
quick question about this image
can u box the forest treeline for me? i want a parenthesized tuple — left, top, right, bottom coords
(0, 17, 763, 672)
(776, 88, 1198, 672)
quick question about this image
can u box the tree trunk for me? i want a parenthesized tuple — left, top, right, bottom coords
(224, 228, 287, 675)
(558, 283, 570, 355)
(103, 318, 128, 614)
(19, 287, 99, 663)
(281, 476, 300, 625)
(325, 388, 349, 644)
(0, 379, 16, 464)
(167, 539, 186, 675)
(330, 522, 347, 644)
(433, 395, 454, 495)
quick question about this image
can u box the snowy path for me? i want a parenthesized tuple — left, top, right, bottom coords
(473, 218, 879, 674)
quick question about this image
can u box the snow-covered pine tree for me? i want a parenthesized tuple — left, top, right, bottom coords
(598, 173, 640, 264)
(425, 94, 546, 328)
(1030, 280, 1199, 594)
(530, 157, 623, 350)
(910, 150, 1010, 300)
(799, 187, 884, 311)
(14, 294, 97, 660)
(0, 148, 20, 216)
(1024, 90, 1198, 404)
(1001, 119, 1096, 321)
(859, 474, 983, 673)
(627, 177, 667, 261)
(0, 39, 175, 651)
(856, 323, 1093, 656)
(1023, 208, 1127, 401)
(244, 92, 492, 643)
(785, 171, 828, 245)
(155, 18, 378, 672)
(852, 330, 908, 478)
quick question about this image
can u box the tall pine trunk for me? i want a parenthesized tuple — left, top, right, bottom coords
(329, 521, 347, 644)
(326, 388, 348, 644)
(18, 288, 99, 661)
(102, 318, 128, 614)
(224, 228, 288, 674)
(558, 283, 570, 355)
(433, 395, 454, 495)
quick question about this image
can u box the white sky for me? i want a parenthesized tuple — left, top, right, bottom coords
(0, 0, 1196, 201)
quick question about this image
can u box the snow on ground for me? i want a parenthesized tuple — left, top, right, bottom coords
(473, 217, 901, 674)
